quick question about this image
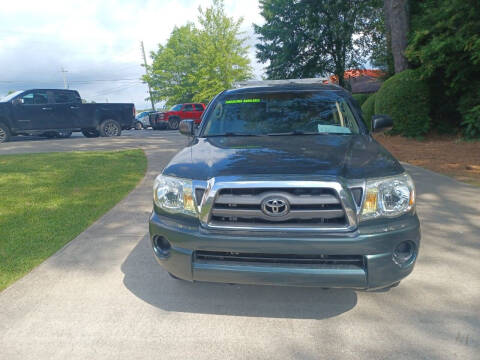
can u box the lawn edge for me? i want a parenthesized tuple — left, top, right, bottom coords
(0, 148, 148, 293)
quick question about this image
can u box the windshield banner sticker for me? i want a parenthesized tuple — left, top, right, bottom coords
(225, 99, 261, 104)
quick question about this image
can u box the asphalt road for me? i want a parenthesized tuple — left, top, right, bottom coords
(0, 130, 479, 359)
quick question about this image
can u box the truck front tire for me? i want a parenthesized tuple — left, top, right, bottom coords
(99, 119, 122, 137)
(0, 122, 11, 143)
(168, 117, 180, 130)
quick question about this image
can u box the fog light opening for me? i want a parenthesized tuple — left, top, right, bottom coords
(393, 241, 416, 266)
(153, 236, 171, 258)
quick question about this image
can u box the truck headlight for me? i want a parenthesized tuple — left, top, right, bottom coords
(360, 173, 415, 221)
(153, 175, 196, 216)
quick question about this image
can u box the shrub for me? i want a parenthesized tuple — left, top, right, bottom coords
(407, 0, 480, 138)
(352, 93, 370, 106)
(458, 81, 480, 139)
(461, 105, 480, 139)
(361, 93, 376, 130)
(374, 69, 431, 137)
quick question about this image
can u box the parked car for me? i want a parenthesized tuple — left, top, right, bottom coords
(149, 103, 206, 130)
(0, 89, 135, 143)
(149, 80, 421, 290)
(134, 111, 154, 130)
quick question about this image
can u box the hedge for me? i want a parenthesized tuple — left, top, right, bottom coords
(352, 93, 370, 106)
(374, 69, 431, 137)
(361, 93, 376, 130)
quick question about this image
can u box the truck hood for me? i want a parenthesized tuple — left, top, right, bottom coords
(162, 135, 404, 180)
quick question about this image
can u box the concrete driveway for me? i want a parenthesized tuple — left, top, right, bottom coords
(0, 129, 189, 154)
(0, 130, 478, 359)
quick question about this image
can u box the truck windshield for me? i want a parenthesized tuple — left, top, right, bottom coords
(0, 91, 23, 102)
(202, 92, 360, 136)
(170, 104, 183, 111)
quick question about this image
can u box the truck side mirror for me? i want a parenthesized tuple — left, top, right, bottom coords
(372, 115, 393, 133)
(179, 119, 195, 137)
(12, 98, 23, 105)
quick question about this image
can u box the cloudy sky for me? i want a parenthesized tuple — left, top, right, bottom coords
(0, 0, 265, 109)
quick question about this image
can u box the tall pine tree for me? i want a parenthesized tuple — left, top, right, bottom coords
(254, 0, 381, 87)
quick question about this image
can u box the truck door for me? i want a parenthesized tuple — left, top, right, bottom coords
(52, 90, 83, 129)
(11, 90, 54, 130)
(193, 104, 205, 124)
(182, 104, 195, 120)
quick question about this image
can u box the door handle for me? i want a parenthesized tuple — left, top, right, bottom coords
(70, 106, 80, 109)
(42, 107, 53, 111)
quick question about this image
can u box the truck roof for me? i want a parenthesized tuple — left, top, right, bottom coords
(227, 80, 344, 95)
(25, 88, 77, 91)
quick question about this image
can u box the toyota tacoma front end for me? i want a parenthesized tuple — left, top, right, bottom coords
(149, 82, 421, 290)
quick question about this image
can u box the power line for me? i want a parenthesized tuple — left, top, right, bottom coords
(70, 78, 142, 83)
(0, 78, 143, 84)
(91, 83, 143, 97)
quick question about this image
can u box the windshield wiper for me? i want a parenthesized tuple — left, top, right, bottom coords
(204, 132, 263, 137)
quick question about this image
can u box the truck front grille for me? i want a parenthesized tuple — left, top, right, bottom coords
(209, 187, 347, 229)
(194, 251, 365, 270)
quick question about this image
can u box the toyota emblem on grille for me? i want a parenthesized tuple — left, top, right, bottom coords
(261, 196, 290, 217)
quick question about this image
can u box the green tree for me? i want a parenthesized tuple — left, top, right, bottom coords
(254, 0, 382, 87)
(146, 24, 200, 106)
(407, 0, 480, 137)
(194, 0, 252, 102)
(145, 0, 252, 106)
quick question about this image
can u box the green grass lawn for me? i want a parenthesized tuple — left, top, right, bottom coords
(0, 150, 147, 291)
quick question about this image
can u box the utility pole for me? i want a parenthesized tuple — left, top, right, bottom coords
(60, 67, 69, 89)
(140, 41, 156, 111)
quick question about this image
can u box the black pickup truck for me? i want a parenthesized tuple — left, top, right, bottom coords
(0, 89, 135, 143)
(149, 81, 421, 290)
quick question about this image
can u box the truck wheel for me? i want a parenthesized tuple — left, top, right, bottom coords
(0, 122, 11, 143)
(82, 129, 100, 138)
(99, 119, 122, 137)
(168, 117, 180, 130)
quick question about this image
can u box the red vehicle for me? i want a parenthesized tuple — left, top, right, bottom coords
(149, 103, 206, 130)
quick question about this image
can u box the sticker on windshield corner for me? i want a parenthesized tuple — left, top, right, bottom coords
(317, 124, 352, 134)
(225, 99, 261, 104)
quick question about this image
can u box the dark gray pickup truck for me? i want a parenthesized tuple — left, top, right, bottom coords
(0, 89, 135, 143)
(149, 81, 421, 290)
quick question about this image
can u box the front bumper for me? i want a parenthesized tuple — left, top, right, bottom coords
(149, 212, 421, 289)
